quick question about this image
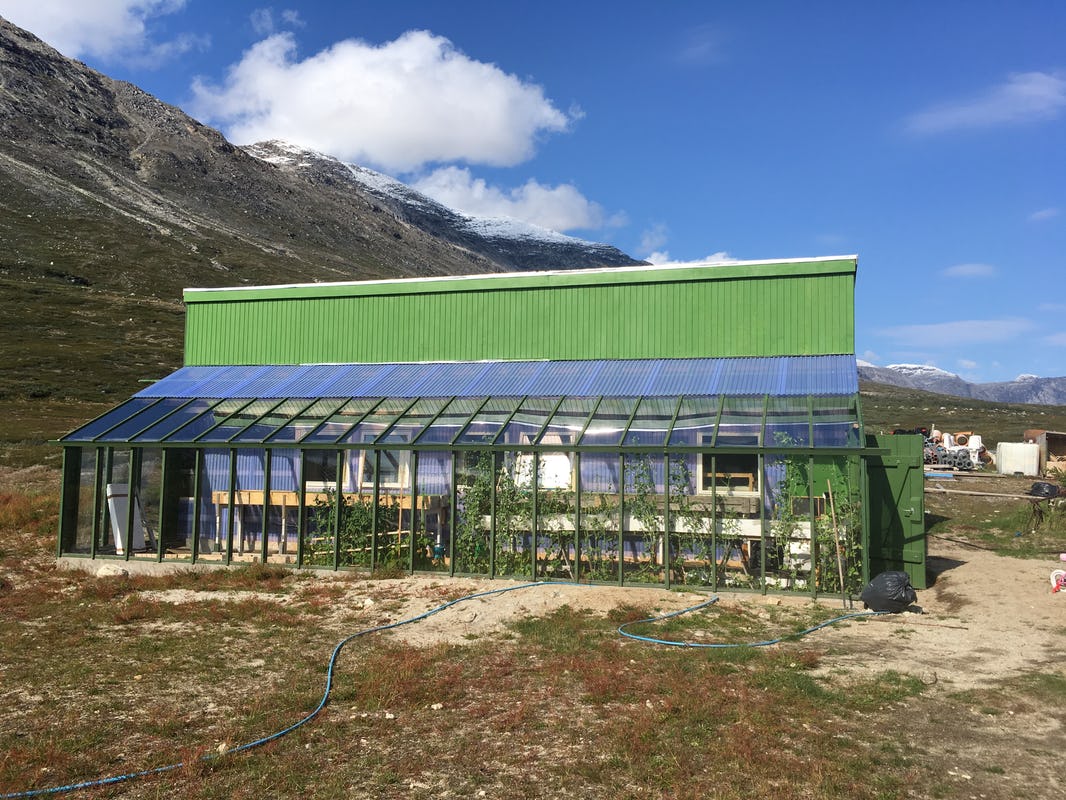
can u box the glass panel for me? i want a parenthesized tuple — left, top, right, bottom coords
(134, 399, 221, 442)
(229, 399, 311, 443)
(539, 397, 597, 445)
(300, 398, 383, 444)
(197, 450, 229, 560)
(94, 399, 187, 442)
(579, 397, 638, 446)
(128, 448, 162, 559)
(764, 396, 810, 448)
(812, 395, 862, 447)
(177, 399, 254, 442)
(534, 453, 578, 580)
(197, 400, 286, 443)
(454, 450, 494, 575)
(225, 450, 267, 562)
(377, 397, 450, 444)
(453, 397, 522, 445)
(63, 398, 157, 441)
(339, 397, 419, 445)
(496, 397, 557, 446)
(494, 450, 533, 578)
(623, 397, 677, 447)
(65, 448, 96, 555)
(667, 396, 719, 447)
(667, 453, 716, 588)
(413, 397, 482, 445)
(264, 398, 347, 443)
(160, 449, 198, 561)
(415, 451, 452, 573)
(578, 454, 620, 582)
(337, 449, 377, 569)
(302, 451, 339, 567)
(622, 453, 666, 584)
(716, 396, 765, 446)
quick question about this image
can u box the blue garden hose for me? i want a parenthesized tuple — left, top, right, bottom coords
(1, 582, 881, 798)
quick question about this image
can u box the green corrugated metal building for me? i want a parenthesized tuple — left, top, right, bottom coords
(56, 255, 927, 594)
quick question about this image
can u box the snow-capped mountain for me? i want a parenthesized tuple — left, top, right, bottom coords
(857, 361, 1066, 406)
(244, 140, 643, 272)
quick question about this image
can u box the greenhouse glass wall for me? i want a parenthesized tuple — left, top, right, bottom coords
(58, 357, 872, 595)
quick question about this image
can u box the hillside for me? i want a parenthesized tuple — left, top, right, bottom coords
(0, 18, 640, 402)
(858, 362, 1066, 407)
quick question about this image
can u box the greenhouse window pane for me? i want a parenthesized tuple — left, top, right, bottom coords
(716, 396, 765, 446)
(623, 397, 678, 446)
(764, 396, 811, 448)
(300, 398, 384, 444)
(229, 398, 318, 443)
(667, 396, 720, 447)
(97, 398, 194, 442)
(340, 397, 419, 445)
(63, 397, 159, 442)
(375, 397, 451, 444)
(413, 397, 483, 445)
(453, 397, 522, 445)
(496, 397, 557, 446)
(264, 398, 347, 443)
(811, 395, 861, 447)
(134, 399, 222, 442)
(579, 397, 638, 446)
(539, 397, 598, 445)
(196, 399, 287, 443)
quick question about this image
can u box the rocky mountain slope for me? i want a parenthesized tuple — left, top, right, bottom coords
(858, 362, 1066, 406)
(0, 17, 641, 401)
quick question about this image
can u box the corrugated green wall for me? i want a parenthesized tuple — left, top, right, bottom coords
(183, 257, 856, 365)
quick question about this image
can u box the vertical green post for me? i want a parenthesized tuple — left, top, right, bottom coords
(125, 448, 142, 562)
(191, 450, 203, 564)
(617, 454, 625, 586)
(573, 451, 582, 583)
(261, 449, 272, 564)
(225, 449, 237, 566)
(808, 455, 817, 599)
(710, 455, 718, 590)
(156, 450, 169, 563)
(409, 450, 419, 573)
(449, 451, 457, 577)
(758, 452, 766, 594)
(531, 452, 539, 579)
(489, 452, 498, 579)
(332, 449, 343, 571)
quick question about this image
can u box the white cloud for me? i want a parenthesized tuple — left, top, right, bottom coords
(941, 262, 996, 278)
(878, 317, 1035, 347)
(1045, 332, 1066, 346)
(412, 166, 611, 232)
(957, 359, 978, 370)
(1030, 207, 1060, 222)
(646, 251, 737, 267)
(190, 30, 573, 173)
(2, 0, 203, 65)
(639, 224, 670, 256)
(250, 7, 304, 36)
(905, 71, 1066, 134)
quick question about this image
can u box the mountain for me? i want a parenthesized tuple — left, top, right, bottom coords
(857, 362, 1066, 406)
(0, 17, 642, 401)
(243, 140, 641, 273)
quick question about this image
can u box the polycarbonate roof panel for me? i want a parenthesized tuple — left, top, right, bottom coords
(136, 356, 858, 399)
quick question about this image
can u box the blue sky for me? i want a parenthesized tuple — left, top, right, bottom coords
(4, 1, 1064, 383)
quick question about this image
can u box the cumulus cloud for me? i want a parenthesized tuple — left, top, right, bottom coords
(190, 30, 573, 173)
(905, 71, 1066, 134)
(941, 262, 996, 278)
(2, 0, 205, 65)
(1030, 207, 1060, 222)
(878, 317, 1035, 347)
(639, 223, 670, 256)
(413, 166, 612, 232)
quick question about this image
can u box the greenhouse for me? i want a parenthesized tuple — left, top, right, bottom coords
(55, 256, 926, 593)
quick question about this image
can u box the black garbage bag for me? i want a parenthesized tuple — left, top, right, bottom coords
(1028, 482, 1061, 498)
(860, 571, 917, 613)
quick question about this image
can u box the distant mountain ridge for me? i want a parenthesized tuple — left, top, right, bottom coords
(244, 140, 641, 273)
(857, 362, 1066, 406)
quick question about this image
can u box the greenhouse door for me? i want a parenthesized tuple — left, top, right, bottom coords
(864, 434, 926, 589)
